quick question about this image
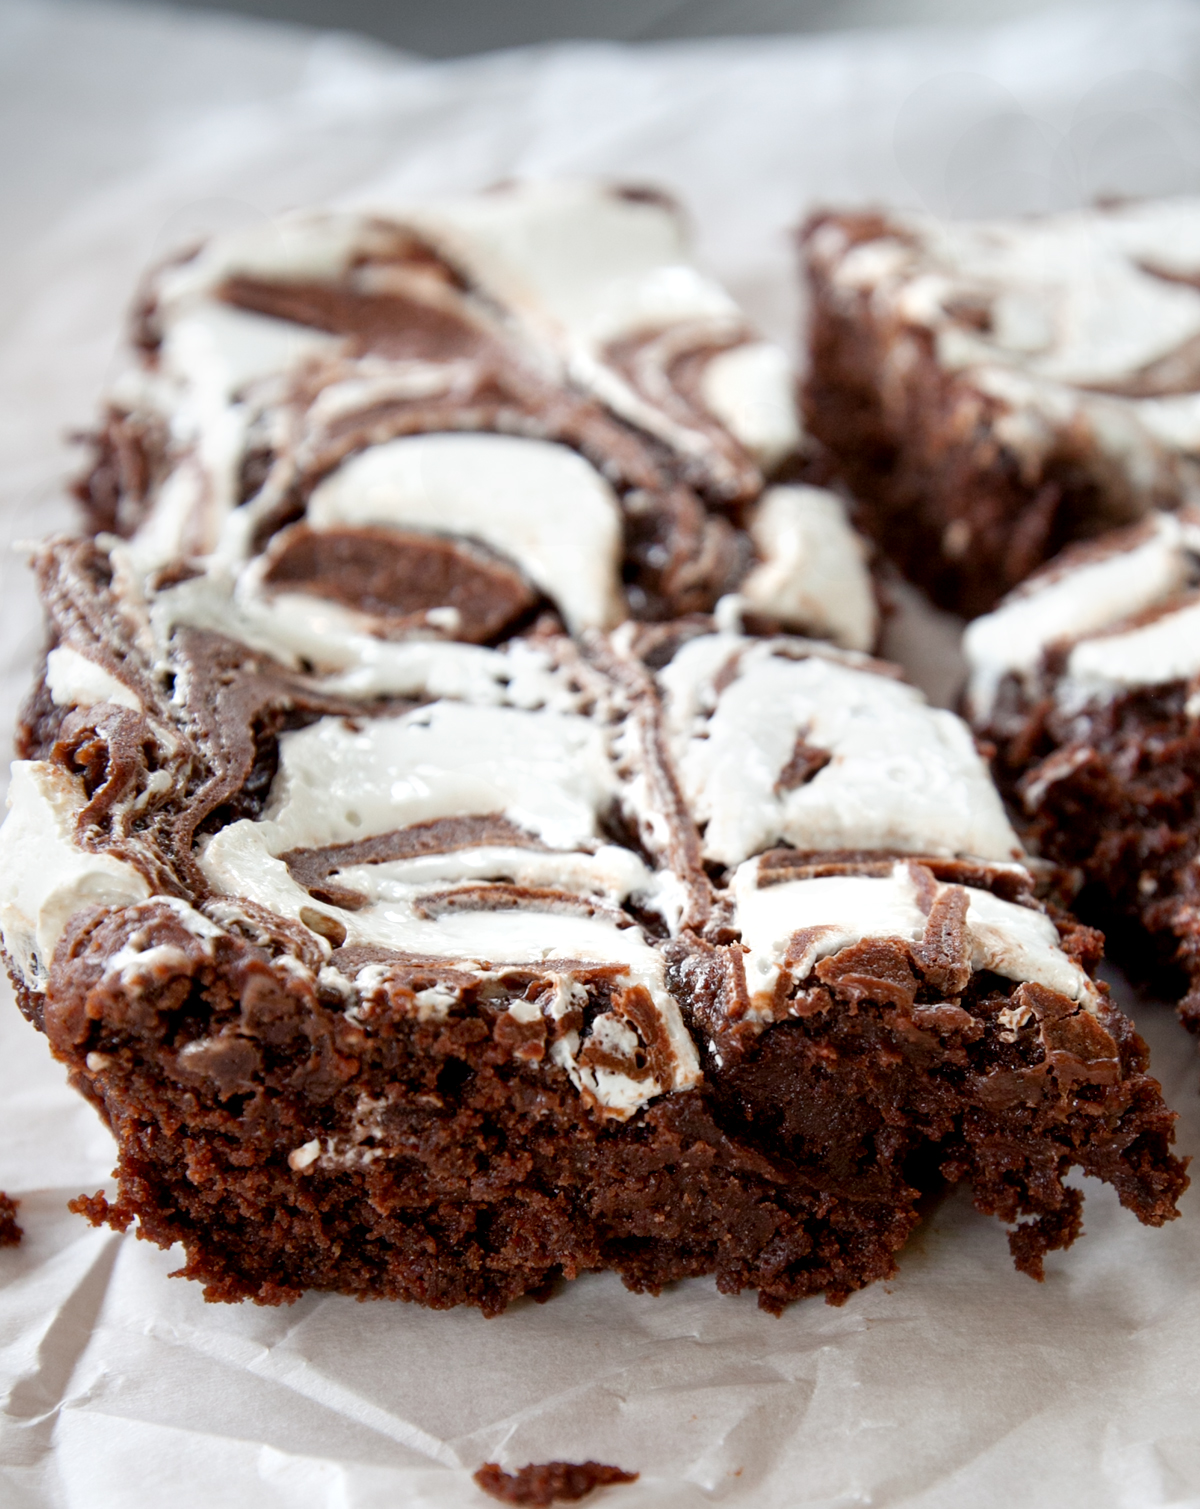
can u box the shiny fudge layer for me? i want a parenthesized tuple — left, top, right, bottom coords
(78, 180, 877, 653)
(966, 508, 1200, 1028)
(0, 535, 1184, 1312)
(802, 198, 1200, 617)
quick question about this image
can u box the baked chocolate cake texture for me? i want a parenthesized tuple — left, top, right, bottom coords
(0, 182, 1185, 1315)
(803, 198, 1200, 617)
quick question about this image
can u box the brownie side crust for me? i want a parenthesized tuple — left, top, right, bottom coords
(37, 901, 918, 1314)
(988, 677, 1200, 998)
(37, 861, 1185, 1312)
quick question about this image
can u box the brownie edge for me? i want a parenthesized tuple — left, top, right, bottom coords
(32, 900, 919, 1314)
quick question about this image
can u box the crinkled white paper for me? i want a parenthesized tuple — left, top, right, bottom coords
(4, 2, 1200, 1503)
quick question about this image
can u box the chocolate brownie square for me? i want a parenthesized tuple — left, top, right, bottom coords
(802, 198, 1200, 616)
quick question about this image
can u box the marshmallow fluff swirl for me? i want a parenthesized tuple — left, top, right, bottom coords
(91, 179, 875, 656)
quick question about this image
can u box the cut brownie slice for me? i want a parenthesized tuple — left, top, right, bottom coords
(965, 509, 1200, 1026)
(0, 526, 1183, 1311)
(647, 629, 1186, 1283)
(79, 181, 876, 651)
(802, 198, 1200, 617)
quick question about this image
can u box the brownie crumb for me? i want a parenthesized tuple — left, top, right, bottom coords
(474, 1460, 638, 1505)
(0, 1193, 22, 1246)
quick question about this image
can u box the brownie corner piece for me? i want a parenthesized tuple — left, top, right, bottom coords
(689, 859, 1186, 1288)
(801, 199, 1200, 616)
(654, 630, 1187, 1276)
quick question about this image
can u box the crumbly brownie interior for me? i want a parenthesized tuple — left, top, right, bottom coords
(689, 911, 1179, 1279)
(989, 679, 1200, 994)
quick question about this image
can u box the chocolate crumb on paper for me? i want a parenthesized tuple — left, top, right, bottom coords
(474, 1459, 639, 1505)
(0, 1193, 21, 1246)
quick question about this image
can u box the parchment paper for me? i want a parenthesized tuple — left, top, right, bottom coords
(6, 3, 1200, 1503)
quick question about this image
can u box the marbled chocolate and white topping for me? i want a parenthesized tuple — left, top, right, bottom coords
(412, 182, 737, 346)
(45, 645, 143, 712)
(659, 634, 1022, 867)
(730, 857, 1093, 1021)
(734, 484, 877, 651)
(304, 432, 626, 634)
(965, 509, 1200, 716)
(148, 565, 563, 704)
(408, 180, 800, 474)
(213, 699, 623, 857)
(96, 182, 841, 661)
(1065, 594, 1200, 698)
(194, 691, 698, 1117)
(0, 762, 152, 988)
(813, 196, 1200, 509)
(700, 342, 802, 472)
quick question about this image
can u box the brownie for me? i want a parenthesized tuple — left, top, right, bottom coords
(0, 184, 1186, 1317)
(801, 198, 1200, 617)
(0, 545, 1184, 1309)
(965, 509, 1200, 1026)
(474, 1460, 638, 1505)
(0, 1193, 20, 1247)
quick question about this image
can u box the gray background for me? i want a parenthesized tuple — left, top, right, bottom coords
(124, 0, 1122, 57)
